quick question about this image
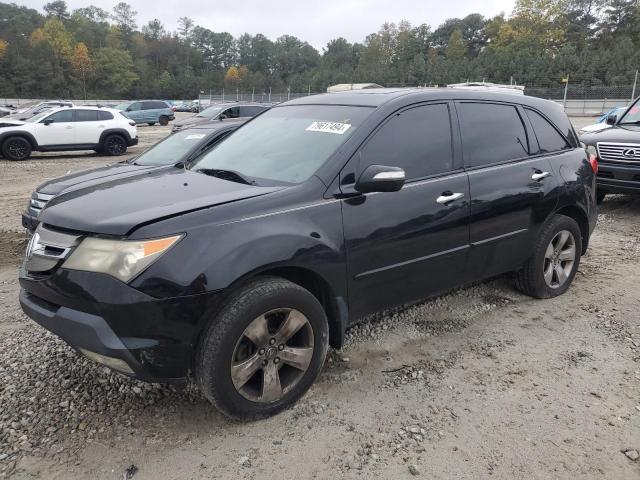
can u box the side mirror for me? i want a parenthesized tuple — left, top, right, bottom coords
(355, 165, 405, 194)
(606, 114, 617, 125)
(43, 118, 54, 126)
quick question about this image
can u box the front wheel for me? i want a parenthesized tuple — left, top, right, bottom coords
(2, 136, 32, 161)
(514, 214, 582, 299)
(159, 116, 169, 126)
(196, 277, 329, 420)
(102, 134, 127, 156)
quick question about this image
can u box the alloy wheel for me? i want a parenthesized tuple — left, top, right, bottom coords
(106, 137, 125, 155)
(543, 230, 576, 288)
(231, 308, 314, 403)
(7, 139, 28, 159)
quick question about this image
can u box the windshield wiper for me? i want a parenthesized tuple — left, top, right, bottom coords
(196, 168, 257, 185)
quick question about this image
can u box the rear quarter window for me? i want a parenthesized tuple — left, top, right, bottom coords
(524, 108, 571, 153)
(98, 111, 114, 120)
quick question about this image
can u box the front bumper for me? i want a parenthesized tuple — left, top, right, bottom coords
(19, 267, 220, 383)
(597, 161, 640, 194)
(21, 211, 38, 232)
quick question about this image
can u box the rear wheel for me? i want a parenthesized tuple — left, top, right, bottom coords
(196, 277, 329, 420)
(159, 116, 169, 126)
(102, 134, 127, 156)
(514, 214, 582, 299)
(2, 136, 32, 161)
(147, 122, 155, 126)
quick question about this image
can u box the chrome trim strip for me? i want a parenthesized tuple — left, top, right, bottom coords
(470, 228, 527, 247)
(354, 245, 469, 279)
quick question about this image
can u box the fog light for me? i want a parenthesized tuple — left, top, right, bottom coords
(78, 348, 134, 375)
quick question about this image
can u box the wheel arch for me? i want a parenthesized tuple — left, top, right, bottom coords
(99, 128, 131, 144)
(0, 131, 38, 150)
(554, 204, 589, 254)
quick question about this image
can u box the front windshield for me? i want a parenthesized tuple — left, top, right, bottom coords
(134, 129, 211, 166)
(25, 111, 52, 123)
(191, 105, 372, 185)
(115, 103, 130, 111)
(618, 101, 640, 124)
(196, 106, 224, 118)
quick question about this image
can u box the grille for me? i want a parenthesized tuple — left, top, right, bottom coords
(28, 191, 54, 217)
(597, 142, 640, 164)
(25, 224, 80, 273)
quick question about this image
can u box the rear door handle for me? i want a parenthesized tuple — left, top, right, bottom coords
(436, 192, 464, 204)
(531, 171, 551, 181)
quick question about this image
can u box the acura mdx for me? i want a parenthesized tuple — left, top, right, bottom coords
(19, 88, 597, 419)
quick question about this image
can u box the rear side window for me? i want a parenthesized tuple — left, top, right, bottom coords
(525, 108, 571, 153)
(75, 110, 99, 122)
(98, 111, 114, 120)
(240, 106, 265, 117)
(360, 103, 453, 180)
(458, 103, 529, 167)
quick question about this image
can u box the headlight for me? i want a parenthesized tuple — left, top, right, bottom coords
(63, 235, 183, 283)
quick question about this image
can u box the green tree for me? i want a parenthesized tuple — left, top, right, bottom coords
(92, 47, 138, 96)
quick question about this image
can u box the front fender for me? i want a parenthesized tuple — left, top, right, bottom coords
(131, 199, 347, 302)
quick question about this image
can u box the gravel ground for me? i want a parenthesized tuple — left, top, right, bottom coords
(0, 116, 639, 479)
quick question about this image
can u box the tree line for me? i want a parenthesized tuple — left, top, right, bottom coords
(0, 0, 639, 100)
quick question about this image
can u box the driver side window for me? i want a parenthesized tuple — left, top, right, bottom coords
(221, 107, 240, 119)
(43, 110, 73, 123)
(128, 102, 142, 112)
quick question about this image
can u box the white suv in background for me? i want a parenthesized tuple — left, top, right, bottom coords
(0, 106, 138, 161)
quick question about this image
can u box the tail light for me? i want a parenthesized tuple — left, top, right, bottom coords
(588, 153, 598, 174)
(128, 121, 136, 127)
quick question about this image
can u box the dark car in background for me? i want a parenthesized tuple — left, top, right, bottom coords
(19, 88, 596, 420)
(22, 120, 245, 232)
(580, 98, 640, 203)
(115, 100, 175, 126)
(172, 103, 270, 132)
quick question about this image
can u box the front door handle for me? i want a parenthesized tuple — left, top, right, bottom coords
(436, 192, 464, 205)
(531, 171, 551, 181)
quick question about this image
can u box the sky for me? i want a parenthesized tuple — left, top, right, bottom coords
(18, 0, 517, 50)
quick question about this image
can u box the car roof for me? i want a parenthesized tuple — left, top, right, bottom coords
(284, 87, 559, 111)
(43, 105, 123, 114)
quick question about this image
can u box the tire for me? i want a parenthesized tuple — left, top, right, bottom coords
(102, 134, 127, 156)
(514, 214, 582, 299)
(158, 116, 169, 126)
(596, 189, 607, 205)
(196, 276, 329, 420)
(147, 122, 155, 126)
(2, 136, 32, 161)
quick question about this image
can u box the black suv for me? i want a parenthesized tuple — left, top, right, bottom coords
(580, 99, 640, 202)
(19, 89, 597, 419)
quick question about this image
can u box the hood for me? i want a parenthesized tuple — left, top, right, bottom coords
(173, 115, 211, 128)
(38, 163, 162, 195)
(40, 168, 283, 236)
(581, 124, 640, 145)
(579, 123, 610, 134)
(0, 119, 26, 127)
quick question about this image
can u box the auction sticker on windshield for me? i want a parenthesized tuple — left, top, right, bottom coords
(306, 121, 351, 134)
(185, 134, 207, 140)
